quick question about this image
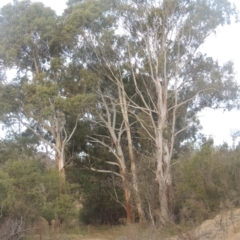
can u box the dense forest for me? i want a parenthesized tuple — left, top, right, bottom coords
(0, 0, 240, 239)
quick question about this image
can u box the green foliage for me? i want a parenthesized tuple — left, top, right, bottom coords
(0, 171, 12, 205)
(0, 158, 77, 225)
(0, 0, 240, 228)
(4, 161, 44, 220)
(0, 0, 58, 68)
(78, 179, 125, 225)
(0, 1, 97, 186)
(174, 143, 217, 223)
(0, 134, 38, 166)
(67, 164, 125, 225)
(173, 142, 240, 224)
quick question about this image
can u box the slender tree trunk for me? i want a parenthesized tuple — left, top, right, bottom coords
(55, 132, 66, 185)
(118, 82, 145, 223)
(57, 151, 66, 185)
(131, 162, 145, 223)
(96, 88, 136, 223)
(126, 133, 144, 223)
(109, 128, 135, 223)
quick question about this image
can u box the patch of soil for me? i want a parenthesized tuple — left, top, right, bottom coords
(170, 208, 240, 240)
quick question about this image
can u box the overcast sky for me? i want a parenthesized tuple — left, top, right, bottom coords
(0, 0, 240, 145)
(199, 1, 240, 145)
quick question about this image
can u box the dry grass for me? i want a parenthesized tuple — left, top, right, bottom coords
(26, 209, 240, 240)
(26, 223, 124, 240)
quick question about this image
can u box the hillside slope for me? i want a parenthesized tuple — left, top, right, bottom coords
(170, 209, 240, 240)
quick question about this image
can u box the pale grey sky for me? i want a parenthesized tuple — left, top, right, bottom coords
(0, 0, 240, 145)
(199, 0, 240, 145)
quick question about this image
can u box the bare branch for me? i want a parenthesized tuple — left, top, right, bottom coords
(88, 136, 122, 163)
(90, 167, 123, 179)
(107, 178, 126, 210)
(174, 113, 198, 137)
(132, 112, 156, 142)
(66, 114, 80, 144)
(105, 161, 120, 167)
(168, 88, 217, 113)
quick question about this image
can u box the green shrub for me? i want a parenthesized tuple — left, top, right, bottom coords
(1, 158, 77, 226)
(173, 143, 240, 224)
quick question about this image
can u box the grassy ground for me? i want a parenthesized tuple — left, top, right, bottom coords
(26, 223, 183, 240)
(26, 224, 124, 240)
(26, 219, 192, 240)
(25, 209, 240, 240)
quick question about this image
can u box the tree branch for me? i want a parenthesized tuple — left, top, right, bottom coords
(90, 167, 123, 179)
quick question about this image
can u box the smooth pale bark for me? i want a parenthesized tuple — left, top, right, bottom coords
(55, 132, 66, 185)
(155, 131, 172, 224)
(20, 103, 79, 184)
(93, 93, 135, 223)
(118, 81, 145, 223)
(122, 178, 134, 223)
(152, 78, 171, 224)
(82, 0, 237, 225)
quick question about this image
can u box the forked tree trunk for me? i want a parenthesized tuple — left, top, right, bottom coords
(127, 135, 145, 223)
(95, 92, 136, 223)
(118, 82, 145, 223)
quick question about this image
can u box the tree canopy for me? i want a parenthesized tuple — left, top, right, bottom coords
(0, 0, 239, 232)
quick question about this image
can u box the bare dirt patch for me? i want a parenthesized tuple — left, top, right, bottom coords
(169, 208, 240, 240)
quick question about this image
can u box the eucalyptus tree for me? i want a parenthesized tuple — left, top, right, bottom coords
(63, 0, 147, 222)
(67, 0, 239, 224)
(0, 0, 94, 182)
(90, 79, 145, 223)
(118, 0, 239, 224)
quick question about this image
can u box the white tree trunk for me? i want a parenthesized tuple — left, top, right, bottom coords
(118, 82, 145, 222)
(55, 130, 66, 184)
